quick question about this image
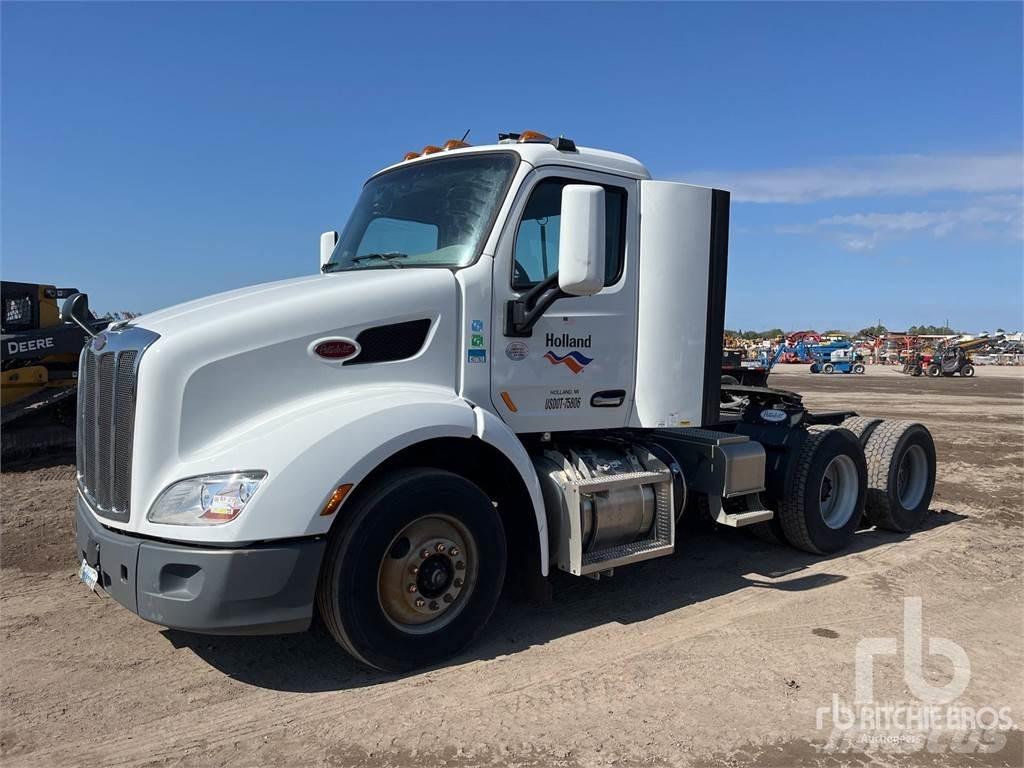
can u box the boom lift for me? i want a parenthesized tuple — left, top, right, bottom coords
(67, 132, 939, 672)
(808, 344, 866, 375)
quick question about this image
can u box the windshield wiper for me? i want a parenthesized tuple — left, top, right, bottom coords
(351, 252, 409, 268)
(321, 252, 410, 273)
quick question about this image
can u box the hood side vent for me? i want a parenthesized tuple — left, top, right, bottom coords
(345, 319, 432, 366)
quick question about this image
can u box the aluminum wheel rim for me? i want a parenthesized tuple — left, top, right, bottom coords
(897, 444, 928, 510)
(819, 454, 858, 529)
(377, 514, 478, 635)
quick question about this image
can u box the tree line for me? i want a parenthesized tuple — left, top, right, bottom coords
(725, 324, 962, 341)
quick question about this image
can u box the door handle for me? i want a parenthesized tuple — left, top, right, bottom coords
(591, 390, 625, 408)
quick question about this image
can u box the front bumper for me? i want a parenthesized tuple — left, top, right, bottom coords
(74, 494, 326, 635)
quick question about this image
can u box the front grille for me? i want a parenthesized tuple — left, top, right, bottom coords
(77, 328, 158, 522)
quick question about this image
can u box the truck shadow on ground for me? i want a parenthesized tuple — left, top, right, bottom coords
(164, 507, 966, 693)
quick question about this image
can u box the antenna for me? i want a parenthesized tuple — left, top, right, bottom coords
(460, 129, 471, 143)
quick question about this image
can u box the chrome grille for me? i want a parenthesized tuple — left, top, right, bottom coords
(77, 327, 158, 522)
(112, 351, 137, 512)
(95, 353, 115, 509)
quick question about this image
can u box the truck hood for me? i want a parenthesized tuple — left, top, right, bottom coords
(136, 271, 436, 336)
(129, 269, 461, 457)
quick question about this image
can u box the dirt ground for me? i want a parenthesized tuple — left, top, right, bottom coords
(2, 365, 1022, 767)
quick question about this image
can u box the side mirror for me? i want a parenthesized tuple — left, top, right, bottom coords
(320, 231, 338, 270)
(557, 185, 605, 296)
(61, 292, 97, 337)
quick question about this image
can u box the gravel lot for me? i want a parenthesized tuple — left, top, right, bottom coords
(2, 365, 1022, 767)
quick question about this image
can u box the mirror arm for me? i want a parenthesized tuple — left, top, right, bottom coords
(60, 293, 98, 338)
(504, 272, 568, 338)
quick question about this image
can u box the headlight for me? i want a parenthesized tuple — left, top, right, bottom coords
(147, 471, 267, 526)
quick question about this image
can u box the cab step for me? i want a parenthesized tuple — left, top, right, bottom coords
(708, 492, 774, 527)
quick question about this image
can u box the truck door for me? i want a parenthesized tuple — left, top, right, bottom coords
(490, 168, 639, 432)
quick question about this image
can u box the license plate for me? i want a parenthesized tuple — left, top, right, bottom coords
(79, 558, 99, 592)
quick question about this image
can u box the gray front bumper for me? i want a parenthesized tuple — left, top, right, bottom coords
(74, 495, 326, 635)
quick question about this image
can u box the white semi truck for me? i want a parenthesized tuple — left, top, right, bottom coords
(66, 132, 937, 672)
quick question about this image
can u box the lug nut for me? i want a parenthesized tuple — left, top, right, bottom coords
(449, 548, 460, 557)
(420, 549, 431, 559)
(407, 584, 417, 593)
(408, 565, 419, 575)
(415, 598, 425, 608)
(443, 594, 454, 604)
(453, 578, 463, 588)
(429, 601, 439, 610)
(435, 543, 446, 553)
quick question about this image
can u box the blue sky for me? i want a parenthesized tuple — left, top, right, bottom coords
(3, 2, 1022, 332)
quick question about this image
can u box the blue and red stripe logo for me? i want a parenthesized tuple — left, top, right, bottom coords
(543, 350, 593, 374)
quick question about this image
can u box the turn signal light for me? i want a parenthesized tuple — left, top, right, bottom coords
(320, 483, 353, 516)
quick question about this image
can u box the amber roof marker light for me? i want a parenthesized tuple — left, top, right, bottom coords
(517, 130, 551, 143)
(404, 129, 573, 161)
(497, 131, 577, 152)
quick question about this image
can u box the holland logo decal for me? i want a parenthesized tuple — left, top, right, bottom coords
(543, 350, 593, 374)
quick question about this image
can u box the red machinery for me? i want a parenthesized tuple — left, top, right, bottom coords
(775, 330, 823, 364)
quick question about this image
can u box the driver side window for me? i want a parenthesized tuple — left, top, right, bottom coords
(512, 179, 626, 290)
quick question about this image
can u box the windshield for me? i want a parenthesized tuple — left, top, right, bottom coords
(324, 152, 518, 273)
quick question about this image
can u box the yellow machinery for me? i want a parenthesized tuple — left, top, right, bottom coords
(1, 281, 107, 459)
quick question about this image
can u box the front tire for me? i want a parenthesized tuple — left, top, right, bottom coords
(777, 426, 867, 554)
(927, 364, 941, 377)
(823, 363, 835, 374)
(853, 363, 866, 374)
(316, 468, 507, 672)
(960, 364, 975, 378)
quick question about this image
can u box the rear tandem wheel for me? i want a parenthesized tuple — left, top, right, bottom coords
(749, 425, 868, 552)
(861, 421, 936, 532)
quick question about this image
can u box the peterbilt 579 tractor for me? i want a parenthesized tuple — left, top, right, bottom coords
(67, 132, 937, 672)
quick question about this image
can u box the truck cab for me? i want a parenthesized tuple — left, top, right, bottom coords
(70, 132, 937, 672)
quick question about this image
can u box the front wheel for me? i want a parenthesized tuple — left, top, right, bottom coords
(823, 363, 835, 374)
(853, 363, 866, 374)
(960, 364, 975, 378)
(316, 468, 507, 672)
(927, 364, 941, 377)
